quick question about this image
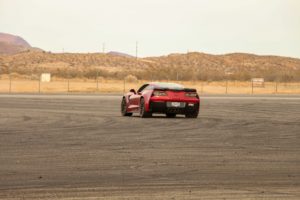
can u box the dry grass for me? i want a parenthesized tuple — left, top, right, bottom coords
(1, 77, 300, 94)
(1, 51, 300, 82)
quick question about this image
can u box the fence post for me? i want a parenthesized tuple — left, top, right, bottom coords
(9, 74, 11, 93)
(123, 78, 125, 93)
(38, 77, 41, 93)
(275, 82, 278, 93)
(251, 81, 254, 94)
(96, 79, 99, 91)
(8, 65, 12, 93)
(96, 69, 99, 92)
(9, 74, 12, 93)
(67, 67, 70, 93)
(225, 80, 228, 94)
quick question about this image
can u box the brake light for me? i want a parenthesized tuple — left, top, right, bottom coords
(185, 92, 197, 97)
(153, 90, 167, 96)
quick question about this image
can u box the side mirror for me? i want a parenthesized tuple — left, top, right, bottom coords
(129, 89, 136, 94)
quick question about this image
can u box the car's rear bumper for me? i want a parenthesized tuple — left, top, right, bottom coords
(149, 101, 199, 114)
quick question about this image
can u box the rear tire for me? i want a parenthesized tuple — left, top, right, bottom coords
(166, 113, 176, 118)
(121, 97, 132, 116)
(140, 98, 152, 118)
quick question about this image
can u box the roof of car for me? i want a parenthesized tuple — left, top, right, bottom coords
(149, 82, 184, 88)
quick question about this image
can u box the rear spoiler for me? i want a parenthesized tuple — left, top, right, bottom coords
(184, 88, 197, 92)
(154, 87, 197, 92)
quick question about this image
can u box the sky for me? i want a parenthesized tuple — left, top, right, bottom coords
(0, 0, 300, 58)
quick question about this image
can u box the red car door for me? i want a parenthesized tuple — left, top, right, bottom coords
(128, 93, 141, 110)
(128, 84, 149, 110)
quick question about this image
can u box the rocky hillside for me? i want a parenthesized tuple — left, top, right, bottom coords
(0, 33, 42, 54)
(146, 52, 300, 81)
(0, 50, 299, 81)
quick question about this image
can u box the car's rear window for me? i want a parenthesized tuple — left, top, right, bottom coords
(154, 83, 184, 90)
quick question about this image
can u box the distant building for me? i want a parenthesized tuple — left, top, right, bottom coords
(40, 73, 51, 82)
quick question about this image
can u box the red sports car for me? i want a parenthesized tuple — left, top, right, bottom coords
(121, 82, 200, 118)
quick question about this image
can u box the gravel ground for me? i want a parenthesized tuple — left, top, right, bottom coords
(0, 94, 299, 199)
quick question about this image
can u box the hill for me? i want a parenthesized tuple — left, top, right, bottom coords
(0, 33, 42, 54)
(107, 51, 134, 58)
(0, 51, 299, 81)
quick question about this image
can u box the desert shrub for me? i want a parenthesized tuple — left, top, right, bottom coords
(84, 68, 98, 79)
(96, 76, 105, 83)
(233, 71, 251, 81)
(81, 68, 110, 79)
(294, 70, 300, 81)
(1, 52, 300, 82)
(279, 73, 295, 82)
(125, 74, 138, 83)
(9, 72, 27, 79)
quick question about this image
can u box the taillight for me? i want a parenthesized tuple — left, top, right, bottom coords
(185, 92, 198, 97)
(153, 90, 167, 96)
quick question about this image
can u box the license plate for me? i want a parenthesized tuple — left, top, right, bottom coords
(167, 102, 185, 108)
(171, 102, 181, 107)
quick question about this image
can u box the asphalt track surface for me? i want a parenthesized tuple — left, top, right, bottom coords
(0, 94, 299, 199)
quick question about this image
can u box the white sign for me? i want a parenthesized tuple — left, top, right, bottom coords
(251, 78, 264, 87)
(40, 73, 51, 82)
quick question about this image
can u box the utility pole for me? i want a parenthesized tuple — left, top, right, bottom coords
(242, 54, 245, 67)
(136, 41, 138, 60)
(102, 43, 105, 53)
